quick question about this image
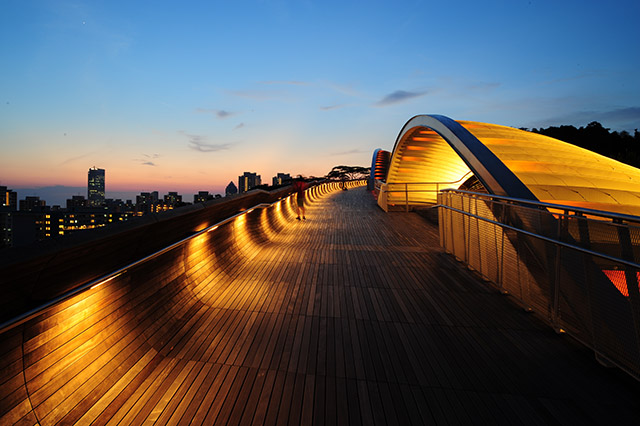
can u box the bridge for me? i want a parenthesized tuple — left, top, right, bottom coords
(2, 116, 640, 424)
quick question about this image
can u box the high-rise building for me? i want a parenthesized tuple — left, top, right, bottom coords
(136, 192, 154, 214)
(272, 173, 292, 187)
(88, 167, 105, 207)
(164, 192, 182, 206)
(238, 172, 261, 193)
(0, 186, 17, 248)
(225, 181, 238, 197)
(19, 196, 46, 212)
(0, 186, 18, 211)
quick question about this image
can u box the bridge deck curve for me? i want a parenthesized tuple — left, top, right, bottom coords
(2, 187, 639, 425)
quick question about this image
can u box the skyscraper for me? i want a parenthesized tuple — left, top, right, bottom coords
(238, 172, 261, 193)
(0, 186, 18, 211)
(272, 173, 292, 186)
(88, 167, 105, 207)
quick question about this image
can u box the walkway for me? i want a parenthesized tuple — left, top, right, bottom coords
(98, 187, 639, 425)
(9, 186, 640, 425)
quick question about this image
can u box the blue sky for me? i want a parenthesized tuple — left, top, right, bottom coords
(1, 0, 639, 204)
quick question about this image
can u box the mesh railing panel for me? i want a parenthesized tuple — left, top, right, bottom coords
(439, 190, 640, 380)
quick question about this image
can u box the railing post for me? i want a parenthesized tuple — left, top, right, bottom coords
(576, 214, 600, 354)
(616, 221, 640, 363)
(475, 196, 482, 277)
(405, 183, 409, 213)
(551, 213, 564, 330)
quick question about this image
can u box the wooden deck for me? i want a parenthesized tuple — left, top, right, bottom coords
(3, 186, 640, 424)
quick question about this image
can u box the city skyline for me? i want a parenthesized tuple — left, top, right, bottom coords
(2, 167, 297, 207)
(2, 1, 639, 197)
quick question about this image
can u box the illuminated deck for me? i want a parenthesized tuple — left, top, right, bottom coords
(3, 187, 640, 424)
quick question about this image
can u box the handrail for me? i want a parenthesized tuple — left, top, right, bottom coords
(440, 204, 640, 270)
(442, 188, 640, 225)
(380, 171, 474, 193)
(377, 172, 474, 212)
(0, 200, 280, 335)
(0, 180, 365, 335)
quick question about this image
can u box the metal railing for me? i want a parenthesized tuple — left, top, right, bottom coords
(0, 180, 361, 336)
(439, 189, 640, 380)
(378, 172, 473, 212)
(0, 202, 278, 336)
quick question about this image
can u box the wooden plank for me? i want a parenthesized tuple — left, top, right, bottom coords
(250, 369, 277, 426)
(207, 365, 249, 425)
(187, 363, 233, 425)
(224, 367, 260, 426)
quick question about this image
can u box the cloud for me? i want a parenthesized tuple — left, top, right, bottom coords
(320, 81, 364, 98)
(190, 141, 231, 152)
(234, 122, 245, 130)
(597, 107, 640, 123)
(259, 80, 309, 86)
(134, 154, 160, 166)
(541, 72, 602, 86)
(467, 82, 501, 91)
(59, 152, 94, 166)
(196, 108, 237, 119)
(330, 148, 368, 156)
(320, 104, 346, 111)
(180, 131, 232, 152)
(532, 107, 640, 130)
(227, 89, 288, 101)
(375, 90, 427, 106)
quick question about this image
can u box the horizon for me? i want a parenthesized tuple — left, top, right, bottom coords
(2, 1, 639, 197)
(4, 118, 638, 206)
(4, 172, 294, 207)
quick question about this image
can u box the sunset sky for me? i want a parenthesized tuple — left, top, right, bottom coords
(1, 0, 639, 204)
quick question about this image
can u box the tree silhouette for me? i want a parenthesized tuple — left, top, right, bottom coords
(325, 165, 370, 181)
(530, 122, 640, 168)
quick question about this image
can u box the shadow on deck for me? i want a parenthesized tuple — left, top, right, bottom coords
(1, 186, 639, 425)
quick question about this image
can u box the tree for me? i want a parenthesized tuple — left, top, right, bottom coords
(325, 165, 370, 181)
(531, 121, 640, 168)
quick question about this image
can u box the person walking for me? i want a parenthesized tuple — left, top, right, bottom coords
(292, 176, 307, 220)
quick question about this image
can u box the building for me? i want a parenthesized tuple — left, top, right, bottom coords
(0, 211, 12, 248)
(0, 186, 18, 247)
(0, 186, 18, 210)
(88, 167, 105, 207)
(135, 192, 155, 215)
(272, 173, 291, 187)
(67, 195, 87, 209)
(194, 191, 210, 203)
(164, 192, 182, 206)
(19, 196, 46, 212)
(238, 172, 261, 193)
(225, 181, 238, 197)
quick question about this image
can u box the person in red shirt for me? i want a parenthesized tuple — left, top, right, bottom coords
(292, 176, 307, 220)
